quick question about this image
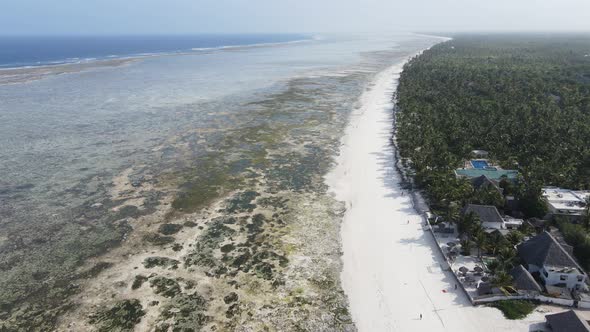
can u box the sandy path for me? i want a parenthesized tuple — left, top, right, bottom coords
(326, 58, 546, 331)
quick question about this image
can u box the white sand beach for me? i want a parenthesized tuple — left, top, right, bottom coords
(326, 57, 547, 331)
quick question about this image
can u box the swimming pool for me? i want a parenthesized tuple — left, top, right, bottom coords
(471, 160, 489, 169)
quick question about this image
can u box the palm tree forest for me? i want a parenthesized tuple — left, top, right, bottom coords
(396, 34, 590, 269)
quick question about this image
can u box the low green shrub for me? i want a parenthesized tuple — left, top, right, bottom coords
(489, 300, 537, 320)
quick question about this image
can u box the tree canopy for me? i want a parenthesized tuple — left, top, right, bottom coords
(396, 34, 590, 216)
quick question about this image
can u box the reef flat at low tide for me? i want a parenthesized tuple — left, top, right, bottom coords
(53, 71, 370, 331)
(0, 58, 138, 85)
(0, 35, 440, 331)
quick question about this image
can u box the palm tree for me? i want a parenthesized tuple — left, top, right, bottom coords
(497, 247, 517, 270)
(506, 231, 524, 246)
(445, 203, 460, 224)
(492, 271, 513, 288)
(473, 230, 487, 258)
(457, 212, 480, 238)
(460, 239, 472, 256)
(518, 221, 534, 236)
(472, 186, 505, 208)
(487, 231, 506, 256)
(486, 260, 501, 274)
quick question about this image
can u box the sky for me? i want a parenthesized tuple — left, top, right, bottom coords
(1, 0, 590, 35)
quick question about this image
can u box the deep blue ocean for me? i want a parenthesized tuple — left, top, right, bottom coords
(0, 34, 309, 68)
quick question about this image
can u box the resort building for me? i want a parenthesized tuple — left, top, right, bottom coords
(455, 168, 519, 182)
(509, 264, 542, 295)
(503, 217, 524, 230)
(463, 204, 505, 231)
(471, 175, 503, 195)
(542, 187, 589, 219)
(517, 231, 587, 291)
(470, 149, 489, 159)
(545, 310, 590, 332)
(455, 158, 518, 183)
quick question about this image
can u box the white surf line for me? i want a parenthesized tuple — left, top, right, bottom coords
(326, 50, 548, 331)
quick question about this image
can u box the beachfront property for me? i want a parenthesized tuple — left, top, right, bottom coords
(427, 206, 590, 310)
(420, 152, 590, 314)
(455, 167, 519, 182)
(471, 175, 504, 195)
(462, 204, 507, 232)
(544, 310, 590, 332)
(542, 187, 590, 219)
(509, 264, 543, 295)
(517, 231, 587, 291)
(503, 216, 524, 230)
(455, 158, 518, 182)
(471, 149, 489, 159)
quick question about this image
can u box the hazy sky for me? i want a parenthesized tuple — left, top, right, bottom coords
(2, 0, 590, 35)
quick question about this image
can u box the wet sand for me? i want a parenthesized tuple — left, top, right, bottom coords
(0, 58, 138, 85)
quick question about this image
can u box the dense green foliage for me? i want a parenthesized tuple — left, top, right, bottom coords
(489, 300, 537, 320)
(558, 220, 590, 269)
(397, 34, 590, 215)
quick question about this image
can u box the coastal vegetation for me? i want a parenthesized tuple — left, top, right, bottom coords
(489, 300, 537, 320)
(558, 219, 590, 269)
(397, 34, 590, 268)
(397, 34, 590, 213)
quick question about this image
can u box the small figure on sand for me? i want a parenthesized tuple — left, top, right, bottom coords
(420, 313, 422, 320)
(407, 220, 409, 224)
(454, 284, 458, 290)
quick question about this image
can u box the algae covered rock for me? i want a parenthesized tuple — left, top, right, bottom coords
(157, 223, 183, 235)
(223, 292, 238, 304)
(88, 299, 145, 332)
(220, 243, 235, 253)
(226, 303, 240, 318)
(142, 256, 179, 269)
(183, 221, 198, 227)
(254, 262, 275, 280)
(143, 233, 175, 245)
(224, 191, 259, 213)
(158, 292, 210, 331)
(131, 275, 148, 290)
(149, 277, 181, 298)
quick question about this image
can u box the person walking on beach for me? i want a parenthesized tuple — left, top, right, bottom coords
(454, 284, 458, 290)
(419, 313, 422, 320)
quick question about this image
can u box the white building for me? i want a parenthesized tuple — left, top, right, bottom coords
(542, 187, 590, 218)
(504, 217, 524, 230)
(518, 231, 587, 291)
(471, 149, 489, 158)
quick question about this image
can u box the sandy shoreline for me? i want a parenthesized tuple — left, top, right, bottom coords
(326, 50, 548, 331)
